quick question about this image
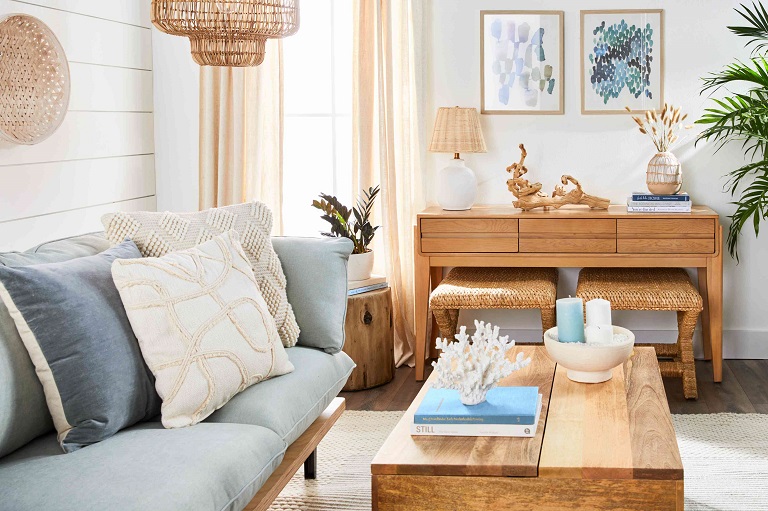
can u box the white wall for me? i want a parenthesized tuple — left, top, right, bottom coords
(152, 28, 200, 213)
(0, 0, 157, 250)
(426, 0, 768, 358)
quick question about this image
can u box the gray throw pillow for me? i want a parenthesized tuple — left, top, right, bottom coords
(271, 237, 353, 353)
(0, 240, 161, 453)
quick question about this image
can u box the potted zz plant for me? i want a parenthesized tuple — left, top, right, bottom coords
(312, 185, 381, 281)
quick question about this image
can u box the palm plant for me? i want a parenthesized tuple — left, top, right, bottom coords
(697, 2, 768, 260)
(311, 186, 380, 254)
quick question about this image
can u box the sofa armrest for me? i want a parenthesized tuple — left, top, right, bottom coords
(271, 236, 353, 353)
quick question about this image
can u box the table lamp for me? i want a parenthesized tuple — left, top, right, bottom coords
(428, 106, 487, 210)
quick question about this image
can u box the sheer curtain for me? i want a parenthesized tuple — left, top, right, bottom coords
(198, 40, 285, 234)
(353, 0, 425, 366)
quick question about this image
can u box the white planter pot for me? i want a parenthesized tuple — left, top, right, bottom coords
(348, 251, 374, 281)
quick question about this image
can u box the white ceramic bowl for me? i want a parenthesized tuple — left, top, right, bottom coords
(543, 326, 635, 383)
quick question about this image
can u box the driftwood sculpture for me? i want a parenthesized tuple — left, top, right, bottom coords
(506, 144, 610, 211)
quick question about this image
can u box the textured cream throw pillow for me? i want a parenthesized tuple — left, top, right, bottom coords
(102, 202, 300, 348)
(111, 230, 294, 428)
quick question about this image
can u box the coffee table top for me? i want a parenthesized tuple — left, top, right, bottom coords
(371, 346, 683, 480)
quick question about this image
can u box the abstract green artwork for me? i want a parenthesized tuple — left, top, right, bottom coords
(581, 10, 664, 114)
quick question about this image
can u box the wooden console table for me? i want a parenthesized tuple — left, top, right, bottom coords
(414, 205, 723, 382)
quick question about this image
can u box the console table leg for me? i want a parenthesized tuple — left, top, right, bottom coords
(304, 449, 317, 480)
(414, 227, 429, 381)
(707, 246, 724, 383)
(697, 267, 711, 361)
(428, 267, 443, 360)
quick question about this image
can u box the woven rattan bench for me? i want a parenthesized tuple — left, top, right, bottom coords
(429, 267, 558, 341)
(576, 267, 703, 399)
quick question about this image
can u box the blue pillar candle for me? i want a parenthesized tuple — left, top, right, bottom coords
(556, 297, 585, 343)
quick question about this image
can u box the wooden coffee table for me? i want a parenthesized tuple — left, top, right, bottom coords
(371, 347, 684, 511)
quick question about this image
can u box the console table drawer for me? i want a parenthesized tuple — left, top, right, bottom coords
(519, 219, 616, 236)
(421, 218, 518, 233)
(618, 238, 715, 254)
(617, 218, 715, 236)
(421, 236, 518, 253)
(520, 238, 616, 253)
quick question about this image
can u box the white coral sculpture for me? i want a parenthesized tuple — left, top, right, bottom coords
(432, 320, 531, 405)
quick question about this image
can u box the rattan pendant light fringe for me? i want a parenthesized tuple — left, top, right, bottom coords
(151, 0, 300, 67)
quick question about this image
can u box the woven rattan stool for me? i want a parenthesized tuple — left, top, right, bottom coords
(576, 268, 703, 399)
(429, 267, 558, 341)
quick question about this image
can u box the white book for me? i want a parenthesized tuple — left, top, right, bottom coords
(411, 394, 542, 437)
(627, 200, 693, 208)
(627, 206, 692, 213)
(348, 274, 386, 290)
(626, 199, 691, 213)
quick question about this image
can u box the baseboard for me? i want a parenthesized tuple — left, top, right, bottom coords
(498, 328, 768, 360)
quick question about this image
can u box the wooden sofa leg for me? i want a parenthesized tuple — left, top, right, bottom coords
(304, 448, 317, 480)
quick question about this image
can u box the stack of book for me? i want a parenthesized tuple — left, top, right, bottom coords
(411, 386, 542, 437)
(348, 275, 388, 296)
(626, 192, 691, 213)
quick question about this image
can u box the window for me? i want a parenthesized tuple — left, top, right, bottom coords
(282, 0, 353, 236)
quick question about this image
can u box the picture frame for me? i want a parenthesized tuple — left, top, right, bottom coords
(580, 9, 664, 114)
(480, 10, 564, 115)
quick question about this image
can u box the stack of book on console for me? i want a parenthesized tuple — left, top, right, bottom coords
(626, 192, 691, 213)
(348, 275, 387, 296)
(411, 386, 542, 437)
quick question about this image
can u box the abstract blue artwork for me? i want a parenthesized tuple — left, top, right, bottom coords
(482, 11, 563, 114)
(581, 10, 664, 113)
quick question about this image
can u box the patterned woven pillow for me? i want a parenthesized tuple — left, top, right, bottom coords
(102, 202, 299, 347)
(111, 230, 294, 428)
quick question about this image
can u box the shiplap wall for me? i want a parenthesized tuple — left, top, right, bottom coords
(0, 0, 156, 251)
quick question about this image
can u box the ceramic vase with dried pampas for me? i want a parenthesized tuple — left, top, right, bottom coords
(628, 104, 692, 195)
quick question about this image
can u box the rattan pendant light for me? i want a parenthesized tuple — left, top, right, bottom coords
(151, 1, 300, 67)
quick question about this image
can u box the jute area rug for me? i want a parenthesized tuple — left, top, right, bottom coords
(269, 411, 768, 511)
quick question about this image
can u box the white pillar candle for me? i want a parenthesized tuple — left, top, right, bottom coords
(586, 298, 612, 327)
(585, 324, 613, 345)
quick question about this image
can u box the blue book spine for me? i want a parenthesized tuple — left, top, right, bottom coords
(413, 414, 535, 425)
(632, 193, 690, 202)
(414, 387, 538, 425)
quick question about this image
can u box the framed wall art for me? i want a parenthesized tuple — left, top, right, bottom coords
(481, 10, 564, 115)
(581, 9, 664, 114)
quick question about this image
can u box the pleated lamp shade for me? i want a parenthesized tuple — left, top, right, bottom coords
(428, 107, 487, 157)
(151, 0, 300, 67)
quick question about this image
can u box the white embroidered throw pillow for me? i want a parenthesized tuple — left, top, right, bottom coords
(111, 230, 294, 428)
(102, 202, 300, 348)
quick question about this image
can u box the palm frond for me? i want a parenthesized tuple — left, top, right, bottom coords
(727, 173, 768, 260)
(725, 159, 768, 194)
(696, 92, 768, 158)
(701, 57, 768, 91)
(729, 1, 768, 54)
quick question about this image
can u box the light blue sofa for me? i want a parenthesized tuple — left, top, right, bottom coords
(0, 233, 355, 511)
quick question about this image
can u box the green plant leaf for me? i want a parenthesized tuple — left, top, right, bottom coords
(729, 1, 768, 54)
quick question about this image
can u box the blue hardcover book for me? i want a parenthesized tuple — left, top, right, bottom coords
(414, 387, 539, 425)
(631, 192, 690, 202)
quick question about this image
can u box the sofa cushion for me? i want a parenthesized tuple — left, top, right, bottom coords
(0, 233, 110, 458)
(0, 421, 285, 511)
(112, 231, 294, 429)
(207, 346, 355, 444)
(0, 240, 161, 453)
(102, 203, 301, 348)
(271, 237, 353, 353)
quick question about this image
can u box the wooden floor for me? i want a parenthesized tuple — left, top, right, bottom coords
(341, 359, 768, 414)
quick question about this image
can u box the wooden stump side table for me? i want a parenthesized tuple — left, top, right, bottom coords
(342, 287, 395, 391)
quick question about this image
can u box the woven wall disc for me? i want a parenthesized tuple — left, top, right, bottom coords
(0, 14, 70, 145)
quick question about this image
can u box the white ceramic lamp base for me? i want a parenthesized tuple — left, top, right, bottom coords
(437, 158, 477, 211)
